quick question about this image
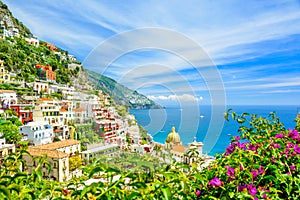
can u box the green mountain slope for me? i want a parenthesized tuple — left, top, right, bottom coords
(0, 0, 161, 109)
(87, 70, 162, 109)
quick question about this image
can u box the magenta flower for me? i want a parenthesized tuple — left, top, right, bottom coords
(235, 136, 240, 141)
(209, 177, 223, 187)
(237, 142, 246, 149)
(225, 143, 236, 155)
(284, 149, 290, 157)
(195, 190, 201, 196)
(247, 184, 257, 197)
(294, 144, 300, 154)
(226, 166, 235, 177)
(262, 194, 267, 199)
(258, 165, 264, 174)
(248, 144, 256, 151)
(287, 142, 294, 148)
(238, 184, 247, 192)
(275, 133, 284, 138)
(290, 165, 296, 171)
(240, 164, 244, 171)
(273, 143, 281, 148)
(288, 129, 299, 140)
(251, 170, 258, 179)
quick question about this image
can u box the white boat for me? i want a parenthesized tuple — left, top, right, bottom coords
(199, 115, 204, 118)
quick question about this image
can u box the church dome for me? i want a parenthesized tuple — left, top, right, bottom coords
(166, 126, 181, 143)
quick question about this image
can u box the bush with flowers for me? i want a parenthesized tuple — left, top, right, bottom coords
(70, 110, 299, 199)
(0, 110, 299, 199)
(189, 110, 300, 199)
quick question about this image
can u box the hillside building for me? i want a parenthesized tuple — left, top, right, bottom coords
(0, 136, 15, 159)
(0, 60, 10, 84)
(35, 64, 56, 82)
(19, 121, 53, 146)
(23, 139, 81, 182)
(0, 89, 17, 108)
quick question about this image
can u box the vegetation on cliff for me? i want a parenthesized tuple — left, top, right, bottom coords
(0, 111, 299, 199)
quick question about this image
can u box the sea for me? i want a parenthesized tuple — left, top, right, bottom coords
(129, 105, 299, 156)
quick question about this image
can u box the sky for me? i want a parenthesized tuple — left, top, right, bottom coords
(3, 0, 300, 106)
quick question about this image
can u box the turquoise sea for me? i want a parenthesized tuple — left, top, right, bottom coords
(129, 105, 299, 156)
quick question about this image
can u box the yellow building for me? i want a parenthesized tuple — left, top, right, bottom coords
(165, 126, 182, 149)
(0, 60, 10, 84)
(0, 137, 15, 159)
(23, 139, 82, 182)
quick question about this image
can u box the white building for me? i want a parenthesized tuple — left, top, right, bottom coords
(33, 98, 69, 140)
(0, 134, 15, 159)
(67, 54, 77, 61)
(25, 35, 39, 47)
(48, 84, 75, 100)
(19, 121, 53, 146)
(0, 90, 17, 108)
(81, 143, 120, 164)
(33, 81, 49, 95)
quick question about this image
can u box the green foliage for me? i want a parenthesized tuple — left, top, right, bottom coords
(0, 37, 73, 85)
(69, 155, 82, 171)
(0, 111, 299, 199)
(0, 110, 22, 143)
(116, 105, 128, 117)
(76, 124, 102, 144)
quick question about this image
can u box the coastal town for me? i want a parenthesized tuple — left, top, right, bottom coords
(0, 14, 210, 183)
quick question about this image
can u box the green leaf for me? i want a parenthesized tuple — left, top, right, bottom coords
(0, 186, 10, 198)
(88, 166, 102, 178)
(161, 187, 171, 200)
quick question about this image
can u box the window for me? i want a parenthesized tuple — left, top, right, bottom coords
(53, 161, 57, 168)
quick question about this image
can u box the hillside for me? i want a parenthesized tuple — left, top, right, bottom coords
(0, 1, 30, 37)
(87, 70, 162, 109)
(0, 1, 161, 109)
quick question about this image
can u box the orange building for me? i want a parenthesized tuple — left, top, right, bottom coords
(43, 43, 58, 51)
(35, 64, 56, 82)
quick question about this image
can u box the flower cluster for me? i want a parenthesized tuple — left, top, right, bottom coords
(193, 111, 300, 199)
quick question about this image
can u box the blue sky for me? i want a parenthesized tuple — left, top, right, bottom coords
(3, 0, 300, 106)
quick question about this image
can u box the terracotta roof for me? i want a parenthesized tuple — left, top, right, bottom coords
(27, 147, 68, 158)
(59, 108, 68, 112)
(0, 90, 16, 93)
(40, 98, 53, 101)
(171, 145, 185, 153)
(32, 139, 80, 150)
(73, 108, 85, 112)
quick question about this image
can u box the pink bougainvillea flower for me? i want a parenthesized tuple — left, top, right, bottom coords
(248, 144, 256, 151)
(209, 177, 223, 187)
(258, 165, 264, 174)
(247, 184, 257, 197)
(290, 165, 296, 171)
(294, 144, 300, 154)
(275, 133, 284, 138)
(226, 166, 235, 177)
(273, 143, 281, 148)
(287, 142, 294, 149)
(288, 129, 299, 140)
(238, 184, 247, 192)
(195, 190, 201, 196)
(251, 170, 258, 179)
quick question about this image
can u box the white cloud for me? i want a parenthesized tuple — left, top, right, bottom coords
(148, 94, 203, 102)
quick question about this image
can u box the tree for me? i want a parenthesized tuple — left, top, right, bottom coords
(0, 121, 22, 143)
(69, 155, 82, 171)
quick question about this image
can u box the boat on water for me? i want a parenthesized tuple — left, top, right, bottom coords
(199, 115, 204, 118)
